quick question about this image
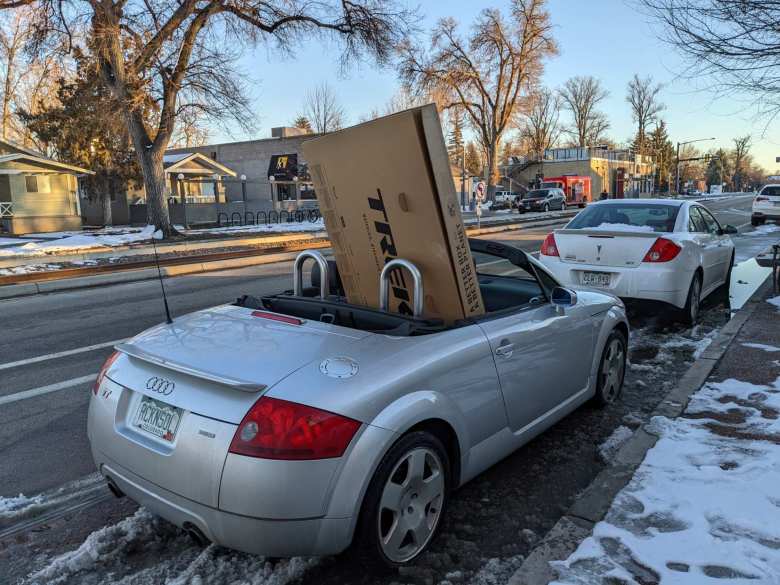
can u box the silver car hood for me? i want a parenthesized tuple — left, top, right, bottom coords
(109, 304, 370, 423)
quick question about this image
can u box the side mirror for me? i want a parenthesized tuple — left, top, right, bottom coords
(721, 224, 738, 235)
(551, 286, 578, 313)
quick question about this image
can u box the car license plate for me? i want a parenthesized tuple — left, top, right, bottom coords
(582, 271, 611, 287)
(133, 395, 183, 442)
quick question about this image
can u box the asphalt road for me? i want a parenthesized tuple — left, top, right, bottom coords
(0, 194, 771, 584)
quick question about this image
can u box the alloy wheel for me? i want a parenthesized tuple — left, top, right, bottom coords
(600, 337, 625, 403)
(689, 278, 701, 323)
(377, 447, 445, 563)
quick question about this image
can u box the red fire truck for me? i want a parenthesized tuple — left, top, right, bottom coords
(539, 175, 591, 207)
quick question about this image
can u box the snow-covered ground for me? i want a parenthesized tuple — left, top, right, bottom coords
(0, 226, 157, 258)
(551, 374, 780, 583)
(0, 473, 104, 521)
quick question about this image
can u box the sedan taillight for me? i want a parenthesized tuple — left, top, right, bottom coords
(755, 196, 769, 202)
(540, 233, 559, 257)
(93, 351, 120, 395)
(642, 237, 681, 263)
(229, 397, 360, 460)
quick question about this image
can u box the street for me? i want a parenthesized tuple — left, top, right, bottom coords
(1, 194, 775, 585)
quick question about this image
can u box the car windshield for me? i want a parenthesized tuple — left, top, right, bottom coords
(527, 189, 550, 198)
(761, 186, 780, 196)
(566, 203, 680, 233)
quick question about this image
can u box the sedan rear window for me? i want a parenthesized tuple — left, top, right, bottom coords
(567, 204, 680, 232)
(761, 186, 780, 196)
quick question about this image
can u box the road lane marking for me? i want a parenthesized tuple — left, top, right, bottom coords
(0, 374, 95, 406)
(0, 338, 127, 372)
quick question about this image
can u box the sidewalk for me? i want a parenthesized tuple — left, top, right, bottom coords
(516, 283, 780, 584)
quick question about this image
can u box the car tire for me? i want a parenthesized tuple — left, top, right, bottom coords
(543, 203, 550, 212)
(355, 431, 450, 567)
(561, 201, 566, 210)
(681, 272, 703, 326)
(593, 329, 627, 407)
(751, 217, 760, 227)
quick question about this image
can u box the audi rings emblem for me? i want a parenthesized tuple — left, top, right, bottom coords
(145, 376, 175, 395)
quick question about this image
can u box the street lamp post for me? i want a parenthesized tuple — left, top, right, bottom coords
(240, 174, 247, 216)
(675, 137, 715, 195)
(177, 173, 187, 228)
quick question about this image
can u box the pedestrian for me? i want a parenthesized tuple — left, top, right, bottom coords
(600, 190, 608, 201)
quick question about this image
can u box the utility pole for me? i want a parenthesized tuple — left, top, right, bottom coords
(675, 137, 716, 195)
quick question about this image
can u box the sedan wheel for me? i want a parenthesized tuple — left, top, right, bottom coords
(681, 274, 702, 325)
(543, 203, 550, 212)
(357, 432, 450, 566)
(561, 201, 566, 210)
(594, 330, 627, 406)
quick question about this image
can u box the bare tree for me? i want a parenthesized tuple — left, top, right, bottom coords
(641, 0, 780, 119)
(559, 75, 610, 147)
(732, 135, 751, 191)
(1, 1, 414, 237)
(519, 87, 560, 158)
(302, 82, 345, 134)
(626, 74, 664, 154)
(399, 0, 557, 197)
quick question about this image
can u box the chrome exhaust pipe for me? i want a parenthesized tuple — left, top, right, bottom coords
(182, 522, 210, 547)
(105, 477, 125, 499)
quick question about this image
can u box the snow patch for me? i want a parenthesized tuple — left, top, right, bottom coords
(598, 426, 634, 463)
(768, 295, 780, 312)
(0, 225, 156, 257)
(742, 342, 780, 352)
(551, 375, 780, 583)
(587, 222, 656, 233)
(0, 473, 103, 520)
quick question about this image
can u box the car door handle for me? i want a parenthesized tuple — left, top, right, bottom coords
(495, 342, 514, 358)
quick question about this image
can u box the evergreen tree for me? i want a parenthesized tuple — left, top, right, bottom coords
(464, 141, 483, 177)
(447, 111, 465, 165)
(705, 148, 731, 189)
(20, 49, 141, 226)
(292, 115, 313, 133)
(647, 121, 675, 193)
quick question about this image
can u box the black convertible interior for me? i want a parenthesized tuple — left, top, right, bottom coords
(235, 239, 550, 335)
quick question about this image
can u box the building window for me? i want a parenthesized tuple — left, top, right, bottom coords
(25, 175, 38, 192)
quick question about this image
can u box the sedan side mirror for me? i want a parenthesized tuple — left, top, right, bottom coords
(551, 286, 578, 314)
(721, 224, 738, 235)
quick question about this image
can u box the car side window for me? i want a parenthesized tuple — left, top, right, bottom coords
(697, 207, 721, 234)
(475, 256, 546, 313)
(688, 207, 708, 233)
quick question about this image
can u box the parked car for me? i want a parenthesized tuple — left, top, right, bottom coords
(518, 188, 567, 213)
(751, 184, 780, 226)
(88, 240, 628, 566)
(538, 199, 737, 324)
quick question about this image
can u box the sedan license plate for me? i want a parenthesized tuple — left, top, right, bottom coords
(582, 271, 611, 287)
(133, 395, 183, 442)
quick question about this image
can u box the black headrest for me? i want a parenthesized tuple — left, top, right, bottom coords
(310, 260, 344, 296)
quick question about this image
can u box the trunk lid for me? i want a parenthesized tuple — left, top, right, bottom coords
(108, 304, 370, 424)
(554, 228, 660, 268)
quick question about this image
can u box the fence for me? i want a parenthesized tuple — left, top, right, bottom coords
(0, 203, 12, 218)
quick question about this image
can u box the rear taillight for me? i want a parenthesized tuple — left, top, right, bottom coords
(93, 351, 120, 395)
(642, 237, 681, 263)
(229, 397, 360, 460)
(756, 196, 769, 202)
(540, 233, 559, 257)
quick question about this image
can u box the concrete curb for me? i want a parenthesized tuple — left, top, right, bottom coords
(0, 214, 574, 300)
(508, 276, 774, 585)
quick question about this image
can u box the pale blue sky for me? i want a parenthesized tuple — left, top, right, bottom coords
(211, 0, 780, 172)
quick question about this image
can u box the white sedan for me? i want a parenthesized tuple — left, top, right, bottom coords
(751, 184, 780, 226)
(539, 199, 737, 323)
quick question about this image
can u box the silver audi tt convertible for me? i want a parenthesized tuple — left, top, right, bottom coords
(88, 239, 629, 566)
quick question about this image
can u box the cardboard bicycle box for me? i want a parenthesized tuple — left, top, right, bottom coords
(302, 104, 484, 324)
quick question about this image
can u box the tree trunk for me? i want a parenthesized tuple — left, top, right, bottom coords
(1, 47, 15, 139)
(138, 148, 175, 235)
(101, 176, 113, 226)
(484, 137, 499, 200)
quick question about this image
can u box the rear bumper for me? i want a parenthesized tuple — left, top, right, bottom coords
(752, 208, 780, 220)
(95, 452, 354, 557)
(540, 257, 689, 308)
